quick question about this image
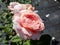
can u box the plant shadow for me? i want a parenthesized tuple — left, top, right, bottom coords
(30, 34, 51, 45)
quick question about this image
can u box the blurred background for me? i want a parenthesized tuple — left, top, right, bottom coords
(0, 0, 60, 45)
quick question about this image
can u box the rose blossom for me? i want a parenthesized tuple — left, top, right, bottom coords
(13, 10, 44, 40)
(8, 2, 45, 40)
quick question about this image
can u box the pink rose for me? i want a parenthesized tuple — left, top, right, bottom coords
(8, 2, 45, 40)
(13, 10, 44, 40)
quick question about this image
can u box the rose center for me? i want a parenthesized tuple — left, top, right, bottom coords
(25, 14, 37, 21)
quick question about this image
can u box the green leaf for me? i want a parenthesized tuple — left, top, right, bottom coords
(10, 35, 21, 42)
(0, 38, 2, 42)
(23, 40, 30, 45)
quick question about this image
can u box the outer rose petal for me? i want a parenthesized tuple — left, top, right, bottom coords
(13, 4, 34, 14)
(13, 4, 34, 11)
(30, 32, 41, 40)
(8, 2, 19, 10)
(8, 2, 34, 14)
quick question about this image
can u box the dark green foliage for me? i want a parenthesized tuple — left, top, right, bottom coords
(30, 34, 51, 45)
